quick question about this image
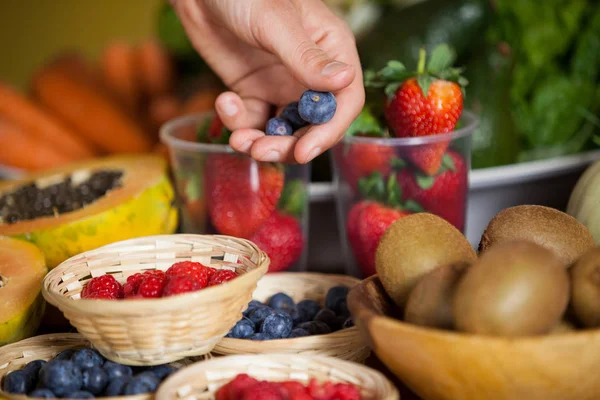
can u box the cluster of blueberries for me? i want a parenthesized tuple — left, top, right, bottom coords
(265, 90, 337, 136)
(226, 285, 353, 340)
(2, 348, 175, 398)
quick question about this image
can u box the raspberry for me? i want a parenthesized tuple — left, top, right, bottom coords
(279, 381, 307, 397)
(241, 381, 284, 400)
(307, 379, 337, 400)
(81, 275, 123, 299)
(290, 392, 314, 400)
(332, 383, 361, 400)
(166, 261, 209, 288)
(216, 374, 259, 400)
(138, 275, 167, 298)
(205, 266, 217, 278)
(124, 271, 165, 298)
(208, 269, 238, 286)
(162, 275, 201, 297)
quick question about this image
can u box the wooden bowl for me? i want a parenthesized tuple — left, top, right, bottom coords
(347, 275, 600, 400)
(213, 272, 370, 362)
(155, 353, 399, 400)
(0, 333, 208, 400)
(42, 234, 268, 366)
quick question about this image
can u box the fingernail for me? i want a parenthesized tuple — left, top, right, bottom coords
(305, 147, 321, 163)
(321, 61, 349, 77)
(219, 99, 238, 117)
(238, 140, 252, 153)
(261, 150, 280, 162)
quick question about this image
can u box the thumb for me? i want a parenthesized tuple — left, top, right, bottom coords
(258, 7, 355, 92)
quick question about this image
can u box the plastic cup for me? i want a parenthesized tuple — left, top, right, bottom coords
(160, 113, 310, 273)
(331, 111, 478, 278)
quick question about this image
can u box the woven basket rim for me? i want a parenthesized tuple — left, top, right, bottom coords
(42, 234, 269, 315)
(156, 353, 399, 400)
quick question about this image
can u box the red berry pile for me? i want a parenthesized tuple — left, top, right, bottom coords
(80, 261, 238, 300)
(216, 374, 361, 400)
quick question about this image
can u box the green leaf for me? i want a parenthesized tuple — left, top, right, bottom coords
(427, 44, 455, 74)
(185, 174, 203, 202)
(403, 200, 425, 213)
(415, 174, 435, 190)
(384, 82, 402, 100)
(441, 154, 456, 171)
(593, 135, 600, 147)
(277, 179, 306, 218)
(346, 108, 385, 137)
(385, 173, 403, 208)
(416, 75, 435, 97)
(196, 118, 212, 143)
(390, 157, 407, 170)
(387, 60, 406, 70)
(357, 171, 386, 202)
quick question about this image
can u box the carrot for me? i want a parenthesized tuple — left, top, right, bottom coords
(31, 65, 153, 154)
(45, 53, 99, 86)
(182, 90, 219, 114)
(0, 119, 72, 170)
(148, 94, 182, 130)
(0, 82, 97, 159)
(136, 39, 175, 98)
(100, 41, 141, 112)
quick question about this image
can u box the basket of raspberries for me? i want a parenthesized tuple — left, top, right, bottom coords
(0, 333, 206, 399)
(213, 273, 370, 362)
(41, 235, 269, 366)
(154, 353, 399, 400)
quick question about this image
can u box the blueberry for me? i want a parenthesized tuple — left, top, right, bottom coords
(291, 300, 321, 325)
(297, 321, 331, 336)
(250, 333, 269, 341)
(22, 360, 46, 384)
(325, 286, 349, 315)
(123, 373, 159, 395)
(314, 309, 337, 330)
(343, 317, 354, 329)
(67, 390, 95, 398)
(248, 300, 264, 308)
(288, 328, 310, 338)
(298, 90, 337, 124)
(247, 306, 273, 327)
(266, 117, 293, 136)
(71, 349, 104, 370)
(55, 349, 75, 361)
(279, 102, 309, 131)
(226, 317, 255, 339)
(81, 366, 108, 394)
(29, 388, 55, 398)
(267, 293, 295, 312)
(39, 360, 83, 397)
(147, 364, 176, 380)
(260, 311, 293, 339)
(103, 377, 130, 396)
(2, 370, 31, 394)
(102, 361, 132, 380)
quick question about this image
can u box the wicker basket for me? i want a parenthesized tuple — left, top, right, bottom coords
(42, 234, 269, 366)
(155, 353, 399, 400)
(213, 273, 371, 362)
(0, 333, 209, 400)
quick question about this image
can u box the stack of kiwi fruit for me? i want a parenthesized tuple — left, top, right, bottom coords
(374, 205, 600, 337)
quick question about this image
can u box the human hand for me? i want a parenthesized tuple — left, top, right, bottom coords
(170, 0, 364, 163)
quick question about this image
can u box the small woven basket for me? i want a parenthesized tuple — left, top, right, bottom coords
(42, 234, 269, 366)
(0, 333, 209, 400)
(155, 353, 399, 400)
(213, 273, 371, 362)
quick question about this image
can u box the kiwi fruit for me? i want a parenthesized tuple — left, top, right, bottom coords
(375, 213, 477, 309)
(454, 240, 569, 337)
(479, 205, 594, 266)
(404, 261, 471, 329)
(570, 247, 600, 328)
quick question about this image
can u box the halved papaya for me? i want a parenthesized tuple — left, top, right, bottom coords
(0, 236, 47, 345)
(0, 155, 178, 268)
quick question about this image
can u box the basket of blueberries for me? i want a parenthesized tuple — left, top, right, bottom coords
(0, 333, 206, 399)
(213, 273, 371, 362)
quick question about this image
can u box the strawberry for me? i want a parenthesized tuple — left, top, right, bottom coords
(397, 151, 467, 231)
(345, 172, 421, 277)
(205, 154, 284, 237)
(365, 44, 467, 175)
(249, 210, 304, 273)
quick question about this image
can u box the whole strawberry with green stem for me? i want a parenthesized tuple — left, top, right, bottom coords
(346, 172, 423, 277)
(205, 154, 284, 238)
(365, 44, 467, 176)
(396, 150, 468, 231)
